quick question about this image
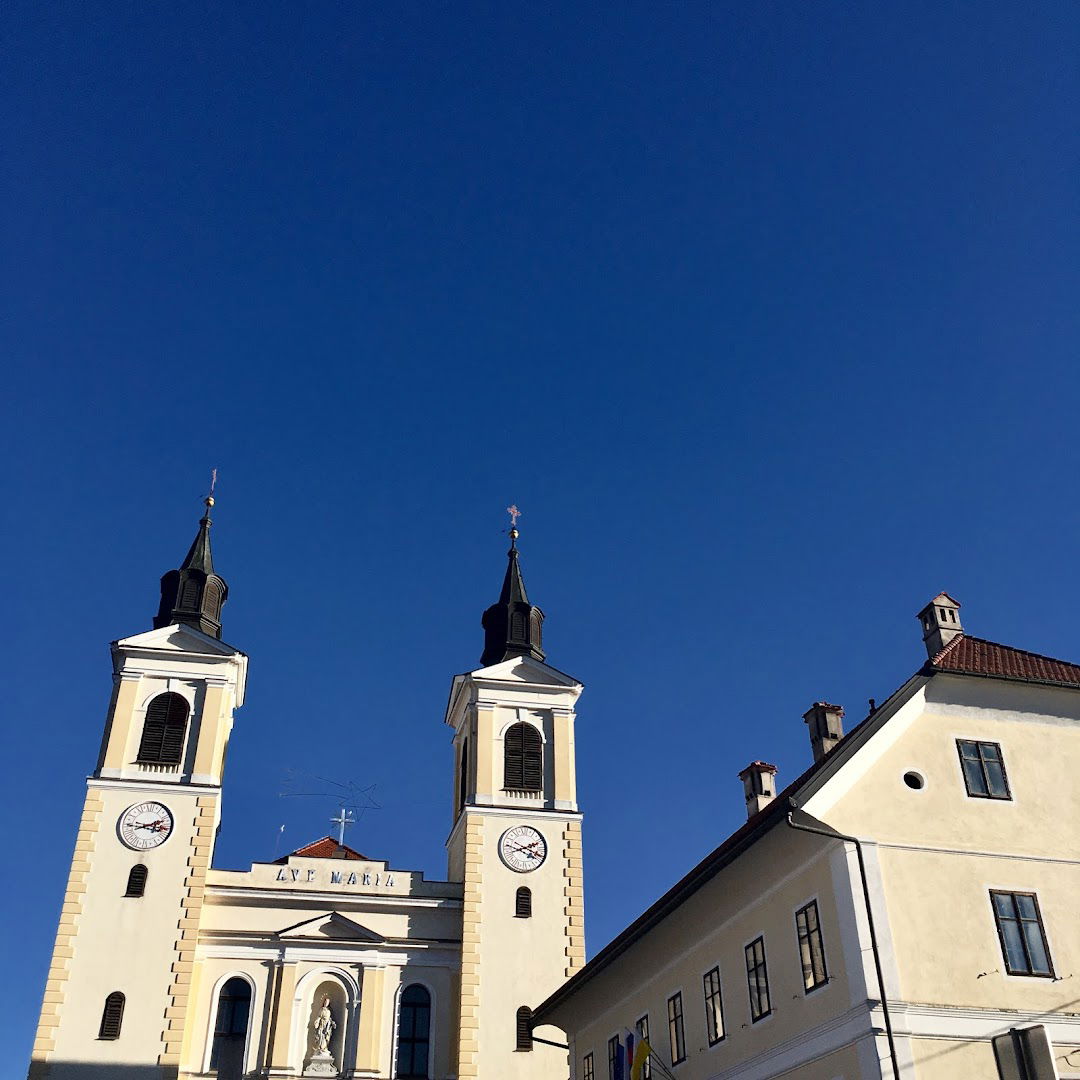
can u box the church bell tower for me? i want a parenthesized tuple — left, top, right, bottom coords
(29, 493, 247, 1080)
(446, 528, 586, 1080)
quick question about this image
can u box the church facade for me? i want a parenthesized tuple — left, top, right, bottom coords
(28, 498, 584, 1080)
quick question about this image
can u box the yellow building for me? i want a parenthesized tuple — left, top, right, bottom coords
(28, 500, 584, 1080)
(535, 593, 1080, 1080)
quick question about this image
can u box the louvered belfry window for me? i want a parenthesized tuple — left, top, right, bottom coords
(99, 992, 125, 1039)
(515, 886, 532, 918)
(516, 1006, 533, 1051)
(124, 864, 148, 897)
(136, 693, 190, 765)
(504, 722, 542, 791)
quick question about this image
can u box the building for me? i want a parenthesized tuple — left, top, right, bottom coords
(28, 497, 585, 1079)
(534, 594, 1080, 1080)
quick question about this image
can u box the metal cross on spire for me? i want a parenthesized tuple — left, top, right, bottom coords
(507, 504, 521, 528)
(329, 805, 356, 846)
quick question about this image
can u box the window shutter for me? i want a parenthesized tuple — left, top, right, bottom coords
(521, 725, 542, 791)
(515, 886, 532, 918)
(516, 1006, 533, 1051)
(137, 693, 189, 765)
(124, 865, 148, 898)
(179, 577, 201, 610)
(99, 992, 125, 1039)
(504, 724, 525, 789)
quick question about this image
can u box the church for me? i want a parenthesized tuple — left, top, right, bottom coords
(28, 495, 585, 1080)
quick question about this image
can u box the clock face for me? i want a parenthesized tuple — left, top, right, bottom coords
(499, 825, 547, 873)
(118, 801, 174, 850)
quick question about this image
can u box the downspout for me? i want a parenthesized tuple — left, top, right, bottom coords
(785, 803, 902, 1080)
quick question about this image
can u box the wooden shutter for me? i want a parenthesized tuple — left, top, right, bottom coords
(504, 722, 542, 792)
(99, 992, 125, 1039)
(516, 1006, 533, 1051)
(137, 693, 189, 764)
(124, 865, 148, 898)
(504, 723, 525, 789)
(521, 724, 542, 791)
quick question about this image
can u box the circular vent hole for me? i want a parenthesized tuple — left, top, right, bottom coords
(903, 771, 925, 790)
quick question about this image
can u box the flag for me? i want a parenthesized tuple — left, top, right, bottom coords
(630, 1036, 652, 1080)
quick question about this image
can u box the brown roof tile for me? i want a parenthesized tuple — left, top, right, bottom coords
(274, 836, 371, 863)
(930, 635, 1080, 687)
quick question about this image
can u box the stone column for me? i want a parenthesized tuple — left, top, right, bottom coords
(267, 960, 299, 1076)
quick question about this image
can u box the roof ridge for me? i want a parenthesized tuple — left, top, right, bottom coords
(930, 632, 966, 665)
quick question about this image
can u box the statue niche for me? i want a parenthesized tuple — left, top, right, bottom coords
(303, 980, 345, 1076)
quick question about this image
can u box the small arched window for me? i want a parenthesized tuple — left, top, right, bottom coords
(99, 991, 125, 1039)
(515, 886, 532, 918)
(516, 1006, 533, 1051)
(395, 984, 432, 1079)
(504, 722, 542, 792)
(136, 692, 190, 765)
(124, 864, 148, 897)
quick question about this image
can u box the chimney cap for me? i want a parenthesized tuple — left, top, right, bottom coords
(803, 701, 844, 720)
(738, 760, 778, 780)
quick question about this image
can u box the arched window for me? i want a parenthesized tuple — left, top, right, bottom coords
(504, 722, 542, 792)
(458, 737, 469, 815)
(210, 977, 251, 1078)
(98, 992, 125, 1039)
(516, 1006, 533, 1051)
(395, 984, 431, 1078)
(124, 864, 148, 897)
(515, 886, 532, 918)
(136, 692, 190, 765)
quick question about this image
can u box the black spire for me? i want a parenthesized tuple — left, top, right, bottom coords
(153, 492, 229, 638)
(480, 529, 546, 667)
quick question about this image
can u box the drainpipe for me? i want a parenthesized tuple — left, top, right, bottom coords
(786, 802, 902, 1080)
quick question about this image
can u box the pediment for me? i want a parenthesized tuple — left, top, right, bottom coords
(115, 623, 242, 657)
(472, 655, 582, 688)
(277, 912, 385, 943)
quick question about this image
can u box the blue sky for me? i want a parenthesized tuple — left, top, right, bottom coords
(3, 1, 1079, 1061)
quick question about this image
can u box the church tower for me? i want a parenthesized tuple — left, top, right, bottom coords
(29, 494, 247, 1080)
(446, 529, 586, 1080)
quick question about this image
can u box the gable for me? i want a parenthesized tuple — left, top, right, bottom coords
(277, 911, 385, 942)
(472, 654, 582, 688)
(115, 622, 242, 657)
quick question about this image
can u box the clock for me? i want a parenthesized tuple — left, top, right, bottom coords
(118, 801, 174, 850)
(499, 825, 547, 873)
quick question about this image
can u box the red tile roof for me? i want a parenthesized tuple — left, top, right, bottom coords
(274, 836, 371, 863)
(930, 635, 1080, 688)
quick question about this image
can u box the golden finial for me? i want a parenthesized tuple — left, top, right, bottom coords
(507, 504, 521, 548)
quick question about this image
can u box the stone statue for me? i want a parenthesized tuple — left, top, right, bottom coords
(304, 996, 339, 1076)
(313, 997, 336, 1053)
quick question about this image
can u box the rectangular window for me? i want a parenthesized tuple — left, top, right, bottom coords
(991, 891, 1053, 976)
(957, 739, 1011, 799)
(702, 967, 725, 1044)
(745, 937, 771, 1021)
(583, 1051, 595, 1080)
(608, 1035, 619, 1080)
(635, 1015, 651, 1080)
(667, 992, 686, 1065)
(795, 900, 828, 991)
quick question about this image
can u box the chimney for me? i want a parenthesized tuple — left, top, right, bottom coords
(803, 702, 845, 762)
(918, 592, 963, 657)
(739, 761, 778, 818)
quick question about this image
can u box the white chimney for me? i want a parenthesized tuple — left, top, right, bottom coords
(803, 702, 845, 762)
(739, 761, 778, 818)
(917, 592, 963, 658)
